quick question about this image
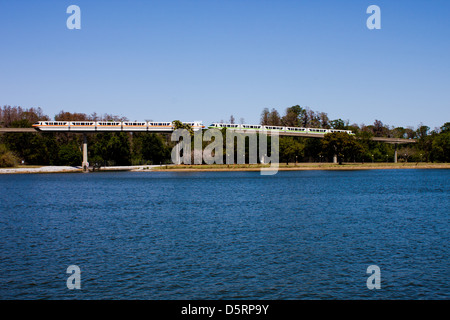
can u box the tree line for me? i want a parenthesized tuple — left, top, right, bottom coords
(0, 105, 449, 167)
(0, 106, 173, 167)
(259, 105, 449, 164)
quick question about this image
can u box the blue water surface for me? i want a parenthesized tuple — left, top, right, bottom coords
(0, 169, 448, 299)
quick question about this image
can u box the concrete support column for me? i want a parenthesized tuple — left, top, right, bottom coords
(394, 143, 398, 164)
(82, 133, 89, 172)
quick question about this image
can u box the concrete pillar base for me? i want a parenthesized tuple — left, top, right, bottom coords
(394, 143, 398, 164)
(82, 134, 89, 172)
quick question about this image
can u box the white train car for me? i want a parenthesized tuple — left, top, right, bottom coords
(307, 128, 328, 134)
(68, 121, 96, 132)
(147, 122, 173, 132)
(263, 125, 285, 132)
(33, 120, 204, 132)
(241, 124, 262, 130)
(32, 121, 70, 131)
(207, 123, 354, 135)
(285, 127, 307, 133)
(183, 122, 205, 131)
(122, 122, 147, 131)
(95, 121, 122, 131)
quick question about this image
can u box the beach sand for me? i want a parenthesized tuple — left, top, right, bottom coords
(1, 163, 449, 174)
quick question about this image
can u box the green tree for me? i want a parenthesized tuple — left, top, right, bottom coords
(58, 143, 82, 166)
(0, 144, 18, 167)
(431, 131, 450, 162)
(91, 132, 131, 166)
(372, 120, 389, 137)
(260, 108, 270, 125)
(279, 137, 304, 164)
(141, 133, 170, 164)
(330, 119, 347, 130)
(322, 132, 361, 165)
(440, 122, 450, 133)
(282, 105, 305, 127)
(392, 127, 406, 139)
(3, 132, 52, 165)
(172, 120, 193, 135)
(268, 108, 282, 126)
(303, 138, 323, 162)
(416, 125, 432, 161)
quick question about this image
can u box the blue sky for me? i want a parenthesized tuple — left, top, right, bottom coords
(1, 0, 449, 129)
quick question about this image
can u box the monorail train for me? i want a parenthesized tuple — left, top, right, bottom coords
(32, 121, 204, 132)
(208, 123, 354, 134)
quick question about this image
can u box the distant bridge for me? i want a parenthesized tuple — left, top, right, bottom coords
(0, 126, 417, 143)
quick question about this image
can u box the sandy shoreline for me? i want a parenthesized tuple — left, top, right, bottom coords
(0, 165, 160, 174)
(151, 163, 450, 172)
(1, 163, 449, 174)
(0, 166, 82, 174)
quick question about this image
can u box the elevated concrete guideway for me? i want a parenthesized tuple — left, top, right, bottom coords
(0, 127, 417, 143)
(0, 128, 38, 133)
(233, 129, 417, 143)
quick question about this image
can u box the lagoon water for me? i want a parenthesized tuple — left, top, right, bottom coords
(0, 170, 448, 299)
